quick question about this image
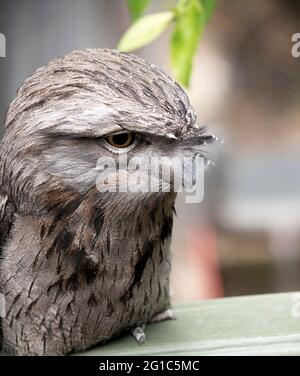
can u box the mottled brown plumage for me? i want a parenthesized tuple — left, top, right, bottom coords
(0, 49, 213, 355)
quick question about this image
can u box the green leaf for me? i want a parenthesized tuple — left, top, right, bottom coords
(117, 11, 174, 52)
(201, 0, 217, 21)
(127, 0, 150, 22)
(170, 0, 216, 87)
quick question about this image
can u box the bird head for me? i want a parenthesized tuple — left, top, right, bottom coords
(0, 49, 215, 220)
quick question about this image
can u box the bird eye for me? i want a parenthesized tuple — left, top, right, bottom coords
(104, 132, 135, 149)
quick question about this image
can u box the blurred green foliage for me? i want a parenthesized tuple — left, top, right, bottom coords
(117, 0, 216, 87)
(127, 0, 150, 21)
(117, 12, 174, 53)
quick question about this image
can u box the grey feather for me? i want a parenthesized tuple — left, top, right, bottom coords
(0, 49, 213, 355)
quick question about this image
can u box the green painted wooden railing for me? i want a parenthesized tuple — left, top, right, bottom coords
(81, 292, 300, 356)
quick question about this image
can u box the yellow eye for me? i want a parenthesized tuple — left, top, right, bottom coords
(104, 132, 135, 149)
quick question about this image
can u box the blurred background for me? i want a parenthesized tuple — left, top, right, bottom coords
(0, 0, 300, 301)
